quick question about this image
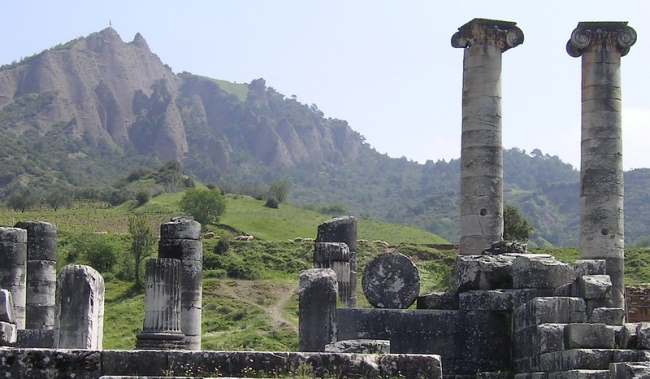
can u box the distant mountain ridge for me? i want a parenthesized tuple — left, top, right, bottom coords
(1, 28, 649, 246)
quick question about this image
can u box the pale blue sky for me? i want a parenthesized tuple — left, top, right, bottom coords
(2, 1, 648, 169)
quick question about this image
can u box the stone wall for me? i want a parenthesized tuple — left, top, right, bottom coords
(0, 348, 442, 379)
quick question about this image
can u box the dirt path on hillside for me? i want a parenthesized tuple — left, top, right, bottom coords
(212, 280, 297, 333)
(269, 287, 297, 333)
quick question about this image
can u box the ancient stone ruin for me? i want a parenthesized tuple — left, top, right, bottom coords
(296, 18, 644, 379)
(0, 18, 645, 379)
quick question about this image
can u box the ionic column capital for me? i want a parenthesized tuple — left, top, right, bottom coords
(567, 22, 637, 57)
(451, 18, 524, 52)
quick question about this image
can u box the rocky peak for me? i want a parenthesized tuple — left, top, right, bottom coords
(84, 27, 124, 51)
(0, 27, 186, 161)
(131, 32, 150, 51)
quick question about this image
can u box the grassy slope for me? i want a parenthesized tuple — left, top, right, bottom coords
(4, 192, 650, 351)
(0, 191, 447, 349)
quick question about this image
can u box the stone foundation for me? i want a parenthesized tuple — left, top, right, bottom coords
(0, 348, 442, 379)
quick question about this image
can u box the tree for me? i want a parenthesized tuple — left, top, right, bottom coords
(155, 161, 184, 192)
(504, 205, 534, 242)
(214, 236, 231, 255)
(268, 180, 290, 203)
(135, 191, 150, 206)
(179, 188, 226, 226)
(128, 215, 155, 286)
(264, 197, 279, 209)
(45, 189, 73, 211)
(6, 190, 39, 212)
(74, 235, 118, 273)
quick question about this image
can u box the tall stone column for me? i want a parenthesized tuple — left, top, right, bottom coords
(159, 217, 202, 350)
(0, 227, 27, 329)
(136, 258, 185, 349)
(298, 268, 338, 352)
(316, 217, 357, 307)
(15, 221, 57, 330)
(567, 22, 637, 309)
(55, 265, 105, 349)
(452, 19, 524, 255)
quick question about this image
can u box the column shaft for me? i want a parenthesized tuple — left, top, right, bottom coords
(0, 228, 27, 329)
(568, 22, 637, 309)
(159, 217, 202, 350)
(316, 217, 358, 307)
(460, 43, 504, 254)
(314, 242, 352, 306)
(15, 221, 57, 330)
(452, 19, 524, 255)
(137, 258, 184, 350)
(55, 264, 105, 349)
(298, 268, 337, 352)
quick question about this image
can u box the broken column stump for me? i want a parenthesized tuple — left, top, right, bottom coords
(362, 252, 420, 309)
(55, 264, 105, 349)
(0, 227, 27, 329)
(298, 268, 337, 352)
(15, 221, 57, 330)
(316, 216, 358, 307)
(314, 242, 353, 307)
(159, 217, 203, 350)
(136, 258, 185, 350)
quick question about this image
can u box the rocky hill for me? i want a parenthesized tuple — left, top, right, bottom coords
(1, 28, 648, 247)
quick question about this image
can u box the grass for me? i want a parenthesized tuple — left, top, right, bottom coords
(216, 194, 447, 243)
(214, 79, 249, 102)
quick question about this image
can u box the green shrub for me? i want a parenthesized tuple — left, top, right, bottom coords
(203, 252, 262, 280)
(264, 197, 279, 209)
(504, 205, 534, 242)
(179, 188, 226, 226)
(204, 269, 226, 279)
(226, 257, 262, 280)
(135, 191, 150, 206)
(267, 180, 290, 203)
(70, 234, 120, 273)
(319, 204, 348, 216)
(6, 189, 40, 212)
(45, 188, 74, 211)
(214, 237, 231, 255)
(107, 189, 134, 206)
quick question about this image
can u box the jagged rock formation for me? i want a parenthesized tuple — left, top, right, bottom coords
(0, 28, 185, 161)
(0, 28, 364, 185)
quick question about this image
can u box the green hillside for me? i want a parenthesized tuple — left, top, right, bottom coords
(3, 191, 650, 351)
(0, 190, 448, 349)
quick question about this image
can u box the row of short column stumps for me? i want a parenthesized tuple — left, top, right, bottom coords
(0, 219, 440, 378)
(0, 217, 204, 351)
(0, 221, 104, 349)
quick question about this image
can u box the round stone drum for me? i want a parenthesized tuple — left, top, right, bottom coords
(362, 252, 420, 309)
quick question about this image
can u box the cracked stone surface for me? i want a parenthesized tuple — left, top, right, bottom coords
(362, 252, 420, 309)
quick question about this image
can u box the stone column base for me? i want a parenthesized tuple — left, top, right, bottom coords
(135, 331, 185, 350)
